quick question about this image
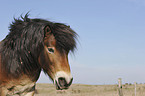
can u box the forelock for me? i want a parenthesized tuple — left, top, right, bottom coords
(52, 23, 77, 53)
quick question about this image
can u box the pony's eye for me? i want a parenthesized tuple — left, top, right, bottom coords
(48, 47, 54, 54)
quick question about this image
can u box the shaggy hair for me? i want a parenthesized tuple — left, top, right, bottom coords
(0, 14, 77, 78)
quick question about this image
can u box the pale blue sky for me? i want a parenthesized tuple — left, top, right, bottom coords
(0, 0, 145, 85)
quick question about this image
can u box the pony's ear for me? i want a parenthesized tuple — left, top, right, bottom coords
(44, 26, 51, 38)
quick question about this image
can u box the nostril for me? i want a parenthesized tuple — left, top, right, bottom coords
(68, 78, 73, 86)
(58, 77, 65, 81)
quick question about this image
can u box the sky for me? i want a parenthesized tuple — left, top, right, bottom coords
(0, 0, 145, 85)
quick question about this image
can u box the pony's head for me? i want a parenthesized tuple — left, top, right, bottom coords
(39, 24, 77, 90)
(2, 14, 77, 90)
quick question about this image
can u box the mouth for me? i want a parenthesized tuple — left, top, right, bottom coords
(55, 80, 68, 90)
(54, 77, 73, 90)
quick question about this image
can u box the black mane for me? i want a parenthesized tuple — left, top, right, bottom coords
(1, 14, 77, 78)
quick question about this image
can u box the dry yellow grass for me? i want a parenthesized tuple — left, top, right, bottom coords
(35, 83, 145, 96)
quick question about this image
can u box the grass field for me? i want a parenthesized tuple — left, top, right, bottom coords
(35, 83, 145, 96)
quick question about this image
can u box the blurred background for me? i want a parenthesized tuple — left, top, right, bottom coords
(0, 0, 145, 85)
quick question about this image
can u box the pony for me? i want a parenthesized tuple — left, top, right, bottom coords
(0, 14, 77, 96)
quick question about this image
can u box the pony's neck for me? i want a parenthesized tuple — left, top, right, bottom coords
(1, 41, 42, 81)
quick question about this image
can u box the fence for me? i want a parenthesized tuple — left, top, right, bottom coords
(118, 78, 137, 96)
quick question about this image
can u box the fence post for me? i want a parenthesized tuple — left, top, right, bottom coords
(134, 82, 137, 96)
(118, 78, 123, 96)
